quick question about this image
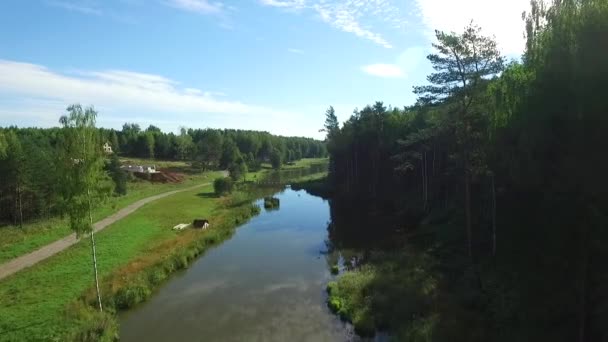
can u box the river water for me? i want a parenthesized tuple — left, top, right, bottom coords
(119, 187, 361, 341)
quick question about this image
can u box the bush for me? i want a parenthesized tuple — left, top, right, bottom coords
(270, 148, 282, 169)
(213, 177, 233, 195)
(331, 264, 340, 275)
(148, 269, 167, 286)
(114, 284, 151, 309)
(64, 302, 119, 342)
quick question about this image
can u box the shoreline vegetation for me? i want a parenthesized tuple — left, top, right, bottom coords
(0, 158, 327, 341)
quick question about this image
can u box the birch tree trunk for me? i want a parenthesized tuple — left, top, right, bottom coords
(88, 189, 103, 312)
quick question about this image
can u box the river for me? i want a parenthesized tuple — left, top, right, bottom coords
(119, 186, 362, 341)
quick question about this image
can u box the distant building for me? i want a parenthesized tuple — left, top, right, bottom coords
(103, 142, 113, 154)
(121, 164, 157, 174)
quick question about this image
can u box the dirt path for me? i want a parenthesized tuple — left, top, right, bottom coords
(0, 180, 217, 281)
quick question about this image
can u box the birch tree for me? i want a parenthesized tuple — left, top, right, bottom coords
(58, 105, 110, 312)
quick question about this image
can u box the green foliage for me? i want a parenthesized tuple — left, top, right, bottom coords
(326, 252, 437, 337)
(228, 155, 248, 181)
(57, 105, 110, 236)
(323, 1, 608, 340)
(0, 131, 7, 159)
(114, 284, 152, 309)
(330, 264, 340, 275)
(270, 148, 282, 169)
(213, 177, 234, 195)
(106, 154, 127, 196)
(64, 301, 118, 342)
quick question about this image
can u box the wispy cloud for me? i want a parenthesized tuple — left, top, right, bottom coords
(260, 0, 406, 49)
(46, 0, 102, 15)
(361, 64, 403, 78)
(414, 0, 531, 55)
(166, 0, 224, 14)
(287, 48, 304, 54)
(0, 59, 293, 126)
(361, 46, 428, 78)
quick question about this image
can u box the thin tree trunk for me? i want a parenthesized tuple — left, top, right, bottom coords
(432, 146, 436, 177)
(491, 173, 497, 257)
(578, 212, 589, 342)
(423, 152, 428, 211)
(17, 184, 23, 228)
(88, 189, 103, 312)
(465, 167, 473, 260)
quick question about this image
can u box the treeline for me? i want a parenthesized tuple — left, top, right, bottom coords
(105, 124, 326, 168)
(0, 123, 326, 226)
(324, 0, 608, 340)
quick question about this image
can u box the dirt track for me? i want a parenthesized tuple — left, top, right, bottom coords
(0, 181, 215, 281)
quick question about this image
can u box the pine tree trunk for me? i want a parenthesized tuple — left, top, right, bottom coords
(465, 167, 473, 260)
(578, 213, 589, 342)
(17, 184, 23, 228)
(491, 173, 497, 257)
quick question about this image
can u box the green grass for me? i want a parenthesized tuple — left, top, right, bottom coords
(0, 170, 223, 264)
(326, 251, 439, 338)
(0, 183, 242, 341)
(281, 157, 329, 169)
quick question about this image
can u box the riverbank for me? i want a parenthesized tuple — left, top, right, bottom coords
(0, 184, 262, 341)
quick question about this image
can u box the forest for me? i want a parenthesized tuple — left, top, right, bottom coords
(322, 0, 608, 340)
(0, 122, 326, 226)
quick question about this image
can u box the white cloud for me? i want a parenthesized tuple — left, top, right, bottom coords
(46, 0, 103, 15)
(166, 0, 223, 14)
(259, 0, 406, 48)
(414, 0, 531, 55)
(361, 64, 403, 78)
(260, 0, 306, 9)
(0, 59, 292, 125)
(287, 48, 304, 54)
(361, 46, 428, 78)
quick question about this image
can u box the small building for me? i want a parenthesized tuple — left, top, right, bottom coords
(121, 164, 157, 174)
(103, 142, 113, 154)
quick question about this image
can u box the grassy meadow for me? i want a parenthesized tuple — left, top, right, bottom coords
(0, 168, 223, 263)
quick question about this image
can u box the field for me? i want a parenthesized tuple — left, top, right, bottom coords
(0, 166, 223, 264)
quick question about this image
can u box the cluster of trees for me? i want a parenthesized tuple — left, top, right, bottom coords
(324, 0, 608, 340)
(1, 122, 325, 227)
(105, 124, 326, 170)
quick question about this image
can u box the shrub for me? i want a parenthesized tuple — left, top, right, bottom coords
(114, 284, 151, 309)
(64, 301, 119, 342)
(331, 265, 340, 275)
(213, 177, 233, 195)
(270, 148, 282, 169)
(148, 269, 167, 286)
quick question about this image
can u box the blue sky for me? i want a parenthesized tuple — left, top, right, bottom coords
(0, 0, 529, 138)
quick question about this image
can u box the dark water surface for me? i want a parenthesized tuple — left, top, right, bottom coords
(119, 188, 358, 341)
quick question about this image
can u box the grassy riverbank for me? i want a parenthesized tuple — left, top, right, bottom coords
(326, 250, 441, 338)
(0, 182, 261, 341)
(0, 170, 223, 263)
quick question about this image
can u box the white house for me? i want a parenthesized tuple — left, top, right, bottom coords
(103, 142, 113, 154)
